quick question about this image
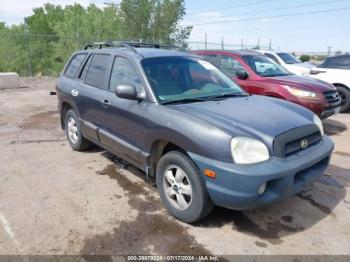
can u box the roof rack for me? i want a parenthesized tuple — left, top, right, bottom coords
(83, 41, 164, 52)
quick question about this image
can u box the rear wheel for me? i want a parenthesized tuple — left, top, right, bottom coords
(156, 151, 213, 223)
(335, 86, 350, 112)
(65, 110, 91, 151)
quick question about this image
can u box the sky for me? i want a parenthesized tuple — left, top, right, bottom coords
(1, 0, 350, 52)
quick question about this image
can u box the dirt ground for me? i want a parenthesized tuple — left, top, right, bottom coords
(0, 77, 349, 256)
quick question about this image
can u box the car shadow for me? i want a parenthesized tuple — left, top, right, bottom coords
(193, 164, 347, 244)
(92, 146, 347, 244)
(323, 118, 347, 136)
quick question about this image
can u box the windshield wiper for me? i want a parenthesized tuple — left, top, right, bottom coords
(207, 92, 248, 99)
(162, 97, 208, 105)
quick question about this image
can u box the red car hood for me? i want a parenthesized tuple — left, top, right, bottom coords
(265, 75, 335, 93)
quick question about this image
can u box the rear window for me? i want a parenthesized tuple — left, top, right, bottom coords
(64, 54, 86, 78)
(85, 54, 110, 89)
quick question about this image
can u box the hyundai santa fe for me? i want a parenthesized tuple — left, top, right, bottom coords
(56, 42, 334, 223)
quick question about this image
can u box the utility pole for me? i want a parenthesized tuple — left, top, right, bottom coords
(24, 18, 33, 77)
(269, 39, 272, 50)
(327, 46, 332, 56)
(221, 36, 224, 50)
(257, 38, 260, 50)
(205, 33, 207, 50)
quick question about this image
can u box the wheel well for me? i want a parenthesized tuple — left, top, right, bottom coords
(148, 140, 188, 177)
(60, 102, 72, 129)
(333, 83, 350, 90)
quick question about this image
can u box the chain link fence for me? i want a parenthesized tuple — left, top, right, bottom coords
(0, 33, 270, 76)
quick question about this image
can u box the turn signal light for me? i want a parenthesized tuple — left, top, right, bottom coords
(204, 169, 216, 179)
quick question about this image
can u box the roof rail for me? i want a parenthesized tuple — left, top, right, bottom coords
(83, 41, 166, 52)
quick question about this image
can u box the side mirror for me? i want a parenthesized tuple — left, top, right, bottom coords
(115, 85, 138, 100)
(236, 69, 249, 80)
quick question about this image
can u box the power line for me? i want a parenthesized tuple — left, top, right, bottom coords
(190, 0, 345, 22)
(187, 6, 350, 26)
(187, 0, 273, 15)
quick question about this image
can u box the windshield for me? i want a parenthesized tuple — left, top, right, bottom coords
(242, 55, 291, 77)
(142, 57, 245, 103)
(318, 55, 350, 70)
(277, 53, 301, 64)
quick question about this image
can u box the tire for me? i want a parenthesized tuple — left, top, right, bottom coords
(64, 109, 91, 151)
(156, 151, 214, 223)
(335, 86, 350, 113)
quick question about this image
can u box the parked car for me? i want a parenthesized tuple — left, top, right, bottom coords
(256, 50, 313, 76)
(194, 50, 341, 119)
(57, 42, 334, 223)
(310, 55, 350, 112)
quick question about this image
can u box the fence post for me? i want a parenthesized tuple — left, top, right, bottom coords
(24, 18, 33, 76)
(241, 38, 244, 50)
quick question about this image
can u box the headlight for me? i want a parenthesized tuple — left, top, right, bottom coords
(285, 86, 317, 98)
(231, 137, 269, 164)
(313, 115, 324, 136)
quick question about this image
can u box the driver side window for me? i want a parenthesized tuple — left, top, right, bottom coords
(109, 57, 142, 93)
(220, 55, 245, 77)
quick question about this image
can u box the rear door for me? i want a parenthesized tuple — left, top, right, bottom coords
(75, 53, 113, 142)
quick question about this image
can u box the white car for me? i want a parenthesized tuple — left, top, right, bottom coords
(310, 55, 350, 112)
(257, 50, 313, 76)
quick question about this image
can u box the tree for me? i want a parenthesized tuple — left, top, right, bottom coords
(0, 0, 190, 76)
(119, 0, 189, 45)
(299, 55, 311, 62)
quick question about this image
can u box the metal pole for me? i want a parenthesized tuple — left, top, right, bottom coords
(221, 36, 224, 50)
(24, 18, 33, 76)
(257, 38, 260, 50)
(241, 38, 244, 50)
(327, 46, 332, 56)
(269, 39, 272, 50)
(205, 33, 207, 50)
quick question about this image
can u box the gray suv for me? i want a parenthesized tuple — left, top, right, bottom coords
(56, 42, 334, 223)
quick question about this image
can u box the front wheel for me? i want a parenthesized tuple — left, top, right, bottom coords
(156, 151, 213, 223)
(336, 86, 350, 112)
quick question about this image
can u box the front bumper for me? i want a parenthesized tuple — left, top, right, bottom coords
(189, 136, 334, 210)
(320, 106, 341, 119)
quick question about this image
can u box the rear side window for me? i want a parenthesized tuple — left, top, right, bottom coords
(199, 54, 221, 67)
(85, 54, 110, 89)
(79, 55, 93, 81)
(220, 55, 245, 77)
(64, 54, 86, 78)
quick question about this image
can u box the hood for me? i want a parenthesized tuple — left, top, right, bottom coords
(284, 64, 312, 76)
(288, 63, 314, 69)
(265, 75, 335, 93)
(169, 95, 315, 147)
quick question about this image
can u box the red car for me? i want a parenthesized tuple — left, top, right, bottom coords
(193, 50, 341, 118)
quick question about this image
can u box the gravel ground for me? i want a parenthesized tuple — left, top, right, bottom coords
(0, 77, 349, 256)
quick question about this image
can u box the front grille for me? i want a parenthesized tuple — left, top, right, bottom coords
(324, 90, 341, 109)
(273, 125, 322, 157)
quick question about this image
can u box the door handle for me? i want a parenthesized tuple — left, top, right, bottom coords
(101, 99, 110, 108)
